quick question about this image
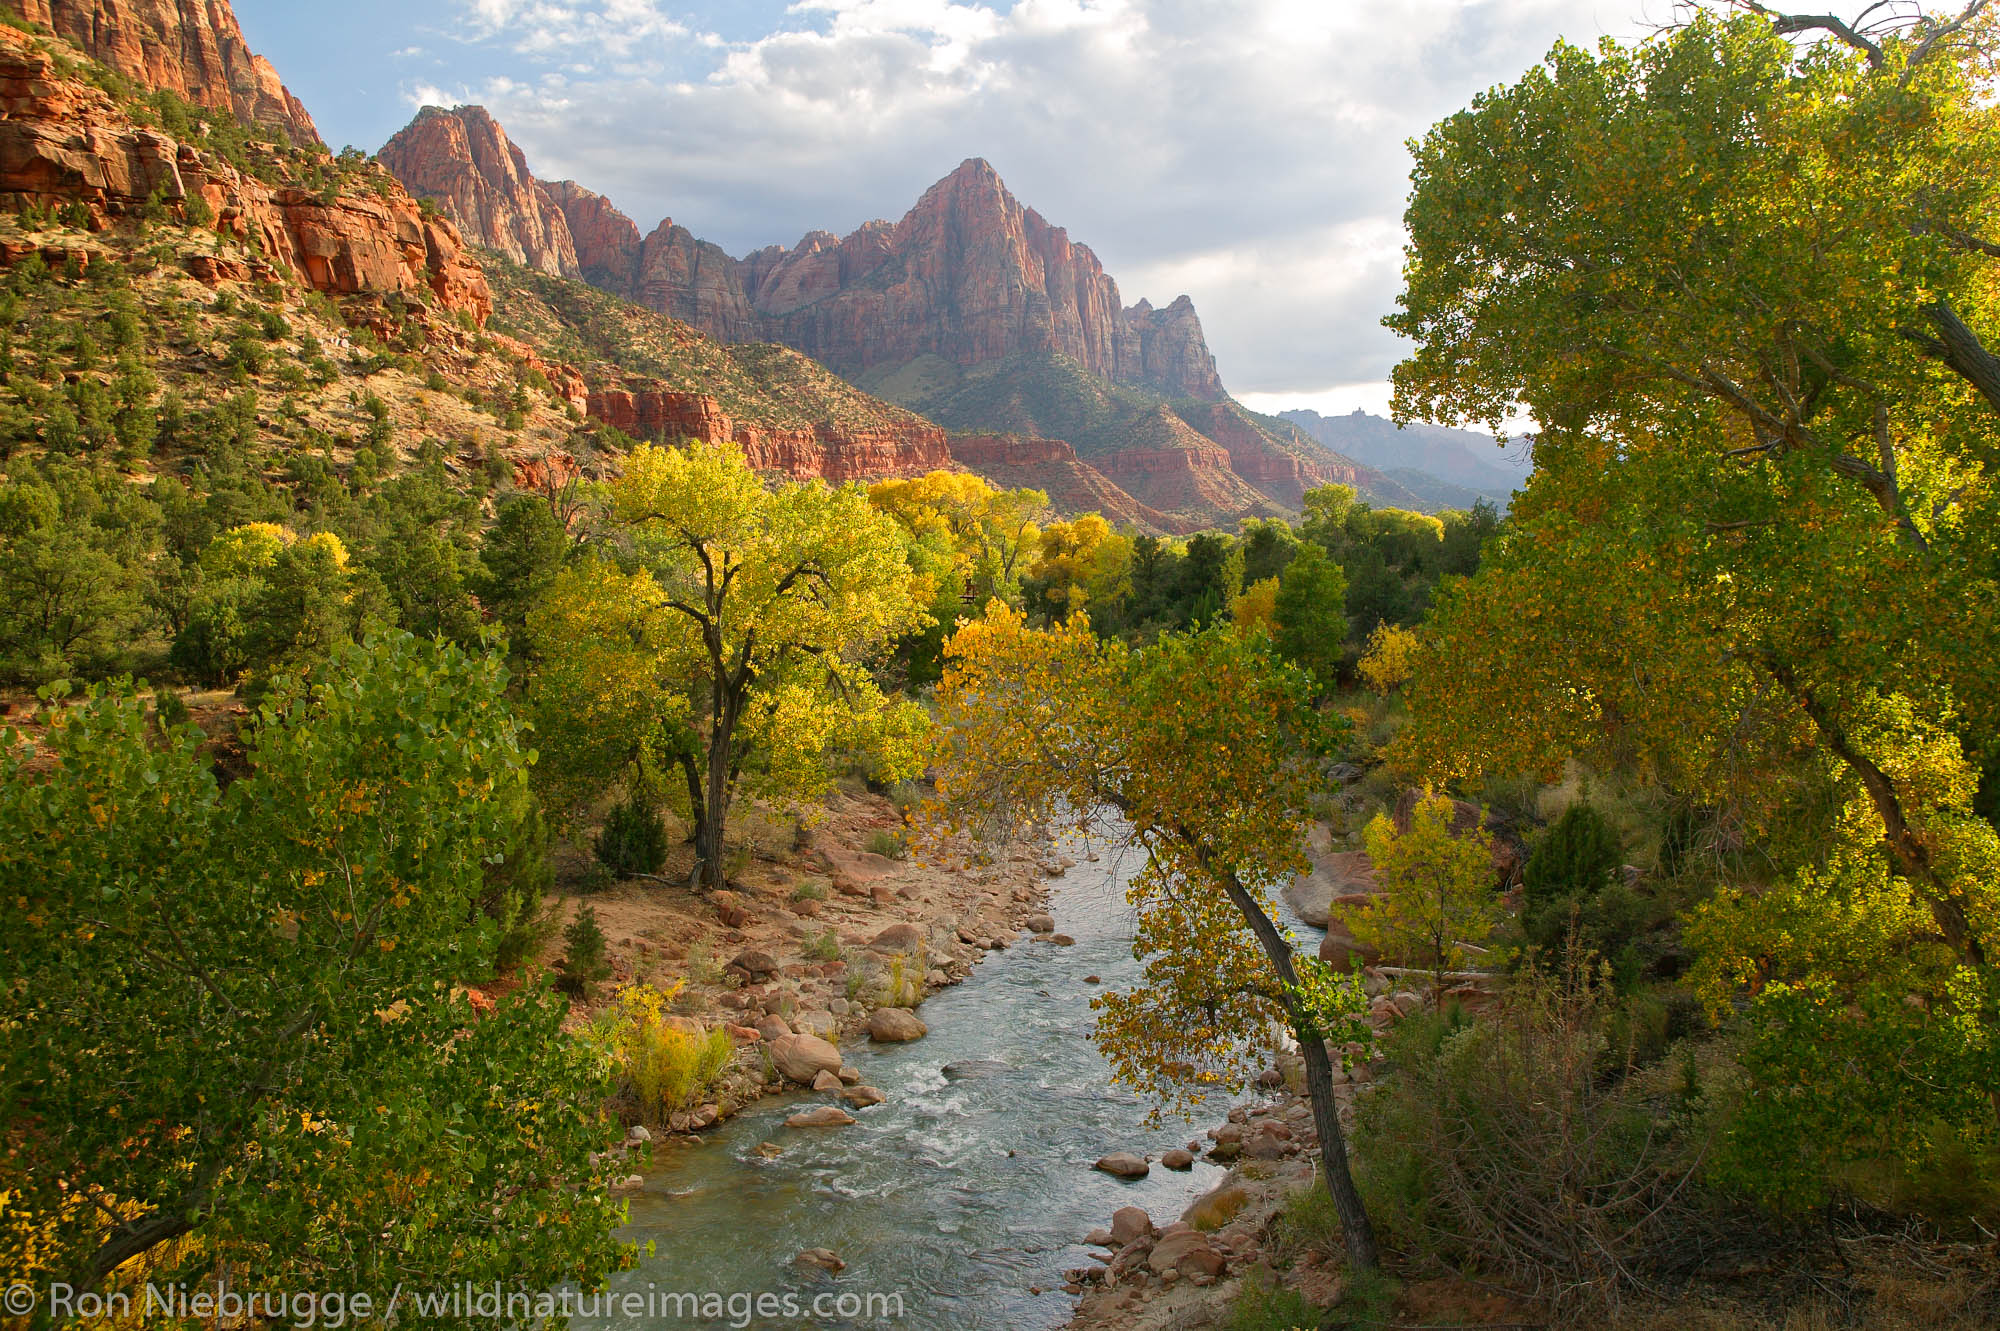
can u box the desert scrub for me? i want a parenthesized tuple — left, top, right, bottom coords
(865, 828, 908, 860)
(880, 945, 925, 1008)
(598, 982, 734, 1122)
(789, 879, 829, 904)
(805, 928, 842, 963)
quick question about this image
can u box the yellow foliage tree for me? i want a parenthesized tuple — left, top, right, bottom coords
(1350, 793, 1500, 1003)
(534, 441, 930, 888)
(920, 603, 1381, 1270)
(1229, 576, 1280, 637)
(1028, 512, 1132, 616)
(1356, 622, 1418, 694)
(866, 470, 1047, 604)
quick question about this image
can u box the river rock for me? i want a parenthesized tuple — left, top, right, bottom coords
(793, 1008, 839, 1039)
(1161, 1148, 1194, 1171)
(811, 1069, 843, 1092)
(611, 1173, 645, 1192)
(689, 1104, 720, 1131)
(942, 1060, 1008, 1080)
(1084, 1228, 1114, 1247)
(1148, 1231, 1226, 1278)
(754, 1014, 792, 1042)
(1319, 920, 1381, 972)
(1095, 1152, 1149, 1179)
(785, 1105, 855, 1128)
(841, 1085, 886, 1108)
(1182, 1183, 1250, 1229)
(730, 950, 780, 979)
(796, 1248, 846, 1273)
(1025, 913, 1055, 933)
(1110, 1206, 1154, 1245)
(837, 1065, 862, 1084)
(868, 922, 925, 953)
(626, 1124, 652, 1144)
(770, 1033, 843, 1084)
(868, 1008, 928, 1042)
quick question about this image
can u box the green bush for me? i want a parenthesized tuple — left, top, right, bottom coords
(557, 904, 612, 1000)
(1224, 1271, 1321, 1331)
(865, 828, 907, 860)
(595, 795, 666, 878)
(1520, 800, 1644, 979)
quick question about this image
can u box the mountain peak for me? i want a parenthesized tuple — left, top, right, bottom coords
(380, 105, 579, 278)
(16, 0, 321, 147)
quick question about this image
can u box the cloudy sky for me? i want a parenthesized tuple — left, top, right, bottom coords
(236, 0, 1654, 418)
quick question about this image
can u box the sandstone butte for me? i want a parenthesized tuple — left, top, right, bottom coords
(0, 24, 489, 321)
(12, 0, 321, 149)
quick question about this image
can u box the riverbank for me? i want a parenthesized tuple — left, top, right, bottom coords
(531, 783, 1069, 1140)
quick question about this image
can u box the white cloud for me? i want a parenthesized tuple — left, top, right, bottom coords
(432, 0, 1644, 400)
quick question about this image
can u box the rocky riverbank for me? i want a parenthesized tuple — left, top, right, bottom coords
(532, 786, 1067, 1151)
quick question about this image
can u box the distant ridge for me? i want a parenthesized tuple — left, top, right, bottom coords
(1277, 408, 1531, 506)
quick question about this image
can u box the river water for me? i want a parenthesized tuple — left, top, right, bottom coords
(583, 838, 1320, 1331)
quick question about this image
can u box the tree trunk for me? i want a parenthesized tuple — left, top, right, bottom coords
(1296, 1017, 1383, 1272)
(695, 702, 736, 891)
(1216, 871, 1381, 1272)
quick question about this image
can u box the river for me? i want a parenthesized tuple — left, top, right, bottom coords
(582, 836, 1320, 1331)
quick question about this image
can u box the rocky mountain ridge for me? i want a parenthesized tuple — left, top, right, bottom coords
(379, 104, 1422, 526)
(9, 0, 319, 147)
(0, 3, 960, 488)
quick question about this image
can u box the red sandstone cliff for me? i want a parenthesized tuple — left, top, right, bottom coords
(587, 381, 952, 483)
(379, 105, 578, 278)
(542, 177, 640, 293)
(12, 0, 319, 147)
(740, 159, 1226, 401)
(0, 25, 488, 319)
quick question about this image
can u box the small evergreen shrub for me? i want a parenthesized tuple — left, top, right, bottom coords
(595, 795, 666, 878)
(557, 904, 612, 1000)
(865, 829, 907, 860)
(1521, 800, 1642, 978)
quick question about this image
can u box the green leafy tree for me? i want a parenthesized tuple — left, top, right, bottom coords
(1351, 794, 1502, 1003)
(1272, 542, 1348, 682)
(0, 634, 631, 1300)
(475, 493, 570, 644)
(1387, 2, 2000, 1167)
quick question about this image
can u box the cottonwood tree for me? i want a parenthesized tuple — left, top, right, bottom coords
(1386, 1, 2000, 1181)
(920, 605, 1380, 1269)
(0, 634, 630, 1302)
(539, 441, 929, 889)
(1349, 795, 1502, 1004)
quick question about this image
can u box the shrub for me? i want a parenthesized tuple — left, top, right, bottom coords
(880, 945, 925, 1008)
(557, 904, 611, 999)
(804, 928, 841, 963)
(1354, 960, 1707, 1316)
(604, 983, 734, 1121)
(1521, 800, 1644, 980)
(789, 879, 829, 903)
(595, 795, 666, 878)
(149, 688, 191, 732)
(1224, 1271, 1322, 1331)
(865, 828, 907, 860)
